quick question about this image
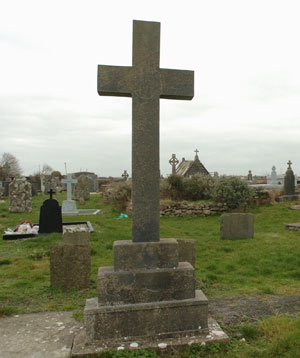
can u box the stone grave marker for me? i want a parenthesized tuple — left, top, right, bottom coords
(169, 154, 179, 175)
(39, 189, 63, 234)
(277, 161, 299, 201)
(61, 174, 79, 216)
(75, 21, 228, 353)
(270, 165, 277, 185)
(74, 175, 90, 202)
(121, 170, 129, 181)
(50, 229, 91, 290)
(220, 213, 254, 240)
(9, 177, 32, 213)
(43, 175, 57, 194)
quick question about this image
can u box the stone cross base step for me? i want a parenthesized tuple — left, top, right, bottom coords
(276, 195, 299, 202)
(84, 290, 208, 343)
(72, 317, 229, 357)
(285, 223, 300, 231)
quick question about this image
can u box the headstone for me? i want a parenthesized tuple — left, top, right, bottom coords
(43, 175, 57, 194)
(169, 154, 179, 175)
(81, 20, 218, 349)
(74, 175, 90, 202)
(276, 161, 299, 201)
(220, 213, 254, 240)
(284, 160, 295, 195)
(270, 165, 277, 185)
(9, 177, 32, 212)
(38, 189, 63, 234)
(247, 170, 252, 181)
(88, 176, 95, 192)
(50, 230, 90, 290)
(121, 170, 129, 181)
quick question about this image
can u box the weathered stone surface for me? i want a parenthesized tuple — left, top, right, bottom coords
(84, 290, 208, 342)
(276, 194, 299, 202)
(43, 175, 57, 194)
(74, 175, 90, 202)
(113, 238, 179, 271)
(97, 262, 195, 305)
(50, 244, 90, 290)
(220, 213, 254, 240)
(9, 177, 32, 213)
(98, 20, 194, 243)
(63, 231, 90, 245)
(176, 238, 195, 267)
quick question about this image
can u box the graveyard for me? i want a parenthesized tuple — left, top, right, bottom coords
(2, 9, 300, 358)
(2, 190, 300, 356)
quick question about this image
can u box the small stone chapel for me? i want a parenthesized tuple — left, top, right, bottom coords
(176, 149, 210, 177)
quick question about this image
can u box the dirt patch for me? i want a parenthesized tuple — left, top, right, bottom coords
(209, 295, 300, 325)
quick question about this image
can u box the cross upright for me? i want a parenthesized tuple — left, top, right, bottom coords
(62, 174, 78, 201)
(48, 188, 55, 200)
(287, 160, 292, 169)
(194, 149, 199, 157)
(98, 20, 194, 242)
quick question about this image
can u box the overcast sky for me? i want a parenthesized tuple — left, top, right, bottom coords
(1, 0, 300, 177)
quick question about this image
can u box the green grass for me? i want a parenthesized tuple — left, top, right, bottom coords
(2, 194, 300, 356)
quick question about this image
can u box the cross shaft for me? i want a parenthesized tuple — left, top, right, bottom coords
(98, 20, 194, 242)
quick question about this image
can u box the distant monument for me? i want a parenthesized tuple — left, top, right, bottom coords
(277, 160, 299, 202)
(169, 154, 179, 175)
(121, 170, 129, 181)
(270, 165, 277, 185)
(61, 174, 78, 216)
(247, 170, 253, 182)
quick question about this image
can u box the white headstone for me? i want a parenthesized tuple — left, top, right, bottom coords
(62, 174, 78, 201)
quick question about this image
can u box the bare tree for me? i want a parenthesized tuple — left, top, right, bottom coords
(1, 152, 22, 177)
(41, 164, 53, 176)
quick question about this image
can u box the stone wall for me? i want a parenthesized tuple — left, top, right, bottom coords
(159, 201, 228, 217)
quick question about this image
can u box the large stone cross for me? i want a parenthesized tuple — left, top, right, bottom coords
(62, 174, 78, 201)
(98, 20, 194, 242)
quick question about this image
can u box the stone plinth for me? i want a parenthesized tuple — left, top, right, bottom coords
(50, 244, 91, 290)
(62, 200, 79, 216)
(220, 213, 254, 240)
(97, 262, 195, 305)
(113, 239, 179, 270)
(63, 231, 90, 245)
(84, 290, 208, 343)
(276, 194, 299, 202)
(176, 238, 195, 267)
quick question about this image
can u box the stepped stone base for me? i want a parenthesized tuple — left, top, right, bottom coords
(72, 317, 229, 357)
(84, 290, 208, 342)
(276, 195, 299, 202)
(98, 262, 195, 305)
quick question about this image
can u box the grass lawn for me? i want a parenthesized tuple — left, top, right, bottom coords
(1, 193, 300, 357)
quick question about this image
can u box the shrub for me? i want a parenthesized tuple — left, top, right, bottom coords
(213, 176, 254, 209)
(166, 175, 184, 200)
(109, 182, 132, 212)
(183, 174, 216, 201)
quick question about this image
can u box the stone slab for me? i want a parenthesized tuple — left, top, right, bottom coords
(72, 317, 228, 357)
(176, 238, 195, 267)
(276, 195, 299, 202)
(285, 223, 300, 231)
(50, 245, 91, 290)
(220, 213, 254, 240)
(63, 231, 90, 246)
(84, 290, 208, 342)
(97, 262, 195, 305)
(113, 238, 179, 270)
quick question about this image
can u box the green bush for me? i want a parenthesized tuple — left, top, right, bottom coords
(166, 174, 184, 200)
(183, 175, 216, 201)
(109, 182, 132, 212)
(213, 176, 254, 208)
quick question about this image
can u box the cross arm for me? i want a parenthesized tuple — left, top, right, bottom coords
(159, 68, 194, 100)
(98, 65, 132, 97)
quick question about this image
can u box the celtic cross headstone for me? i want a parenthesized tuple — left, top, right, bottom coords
(169, 154, 179, 175)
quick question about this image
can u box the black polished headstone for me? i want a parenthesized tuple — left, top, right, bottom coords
(38, 190, 62, 234)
